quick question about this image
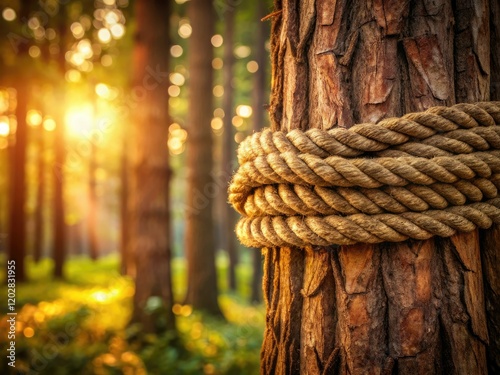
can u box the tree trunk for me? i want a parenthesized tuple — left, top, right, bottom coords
(88, 135, 98, 261)
(8, 77, 27, 284)
(250, 0, 269, 304)
(261, 1, 496, 374)
(184, 0, 222, 316)
(53, 16, 67, 279)
(222, 4, 238, 292)
(129, 0, 176, 334)
(482, 1, 500, 372)
(33, 123, 45, 263)
(120, 134, 133, 276)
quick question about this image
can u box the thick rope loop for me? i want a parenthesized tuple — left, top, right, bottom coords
(229, 102, 500, 248)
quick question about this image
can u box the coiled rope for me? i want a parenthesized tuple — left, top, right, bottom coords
(228, 102, 500, 248)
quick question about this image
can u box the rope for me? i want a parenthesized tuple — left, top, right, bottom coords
(229, 102, 500, 248)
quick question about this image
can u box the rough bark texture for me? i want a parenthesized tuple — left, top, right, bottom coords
(261, 1, 496, 374)
(482, 1, 500, 371)
(129, 0, 176, 334)
(222, 5, 238, 291)
(184, 0, 222, 316)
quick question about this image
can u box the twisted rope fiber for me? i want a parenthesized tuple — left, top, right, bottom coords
(229, 102, 500, 247)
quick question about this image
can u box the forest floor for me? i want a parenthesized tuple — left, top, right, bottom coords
(0, 254, 264, 375)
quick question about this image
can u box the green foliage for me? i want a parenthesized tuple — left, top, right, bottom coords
(0, 256, 264, 374)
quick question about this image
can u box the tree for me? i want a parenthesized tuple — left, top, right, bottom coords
(33, 110, 45, 264)
(7, 0, 31, 283)
(221, 3, 237, 291)
(53, 12, 67, 279)
(259, 1, 499, 374)
(184, 0, 222, 316)
(250, 0, 268, 304)
(129, 0, 176, 334)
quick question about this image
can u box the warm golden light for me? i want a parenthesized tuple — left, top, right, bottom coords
(170, 45, 183, 58)
(234, 45, 251, 58)
(70, 22, 84, 39)
(170, 73, 185, 86)
(236, 105, 252, 118)
(95, 83, 110, 98)
(23, 327, 35, 338)
(29, 46, 41, 58)
(0, 118, 9, 136)
(110, 24, 125, 39)
(77, 39, 93, 58)
(27, 110, 43, 126)
(213, 85, 224, 97)
(65, 104, 94, 136)
(247, 61, 259, 73)
(168, 85, 181, 97)
(101, 55, 113, 67)
(43, 117, 56, 132)
(212, 58, 223, 70)
(2, 8, 16, 21)
(211, 117, 223, 130)
(211, 34, 223, 47)
(178, 23, 192, 39)
(66, 69, 82, 82)
(98, 28, 112, 43)
(232, 116, 243, 127)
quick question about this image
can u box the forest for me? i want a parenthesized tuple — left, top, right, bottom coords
(0, 0, 270, 374)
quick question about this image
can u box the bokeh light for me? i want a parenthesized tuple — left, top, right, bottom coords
(170, 45, 183, 58)
(236, 105, 252, 118)
(211, 35, 223, 47)
(43, 117, 56, 132)
(29, 46, 41, 58)
(0, 117, 9, 136)
(178, 23, 192, 39)
(2, 7, 16, 21)
(98, 28, 112, 43)
(27, 110, 43, 127)
(247, 61, 259, 73)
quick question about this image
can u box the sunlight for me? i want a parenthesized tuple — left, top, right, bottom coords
(65, 104, 94, 136)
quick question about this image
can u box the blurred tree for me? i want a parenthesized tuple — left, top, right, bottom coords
(33, 106, 45, 264)
(7, 0, 31, 283)
(184, 0, 222, 316)
(88, 98, 98, 261)
(53, 11, 67, 279)
(261, 1, 498, 374)
(129, 0, 177, 334)
(250, 1, 268, 304)
(221, 3, 237, 292)
(120, 131, 132, 276)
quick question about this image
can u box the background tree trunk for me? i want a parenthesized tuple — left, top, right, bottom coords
(8, 77, 27, 283)
(120, 133, 133, 276)
(250, 0, 269, 304)
(184, 0, 222, 316)
(221, 2, 238, 293)
(261, 1, 496, 374)
(129, 0, 176, 334)
(33, 122, 45, 263)
(88, 134, 98, 261)
(53, 14, 67, 279)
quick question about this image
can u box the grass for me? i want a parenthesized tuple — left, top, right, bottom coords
(0, 254, 264, 375)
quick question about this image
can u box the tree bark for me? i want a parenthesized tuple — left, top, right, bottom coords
(261, 1, 495, 374)
(129, 0, 176, 334)
(221, 2, 238, 292)
(184, 0, 222, 316)
(481, 1, 500, 371)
